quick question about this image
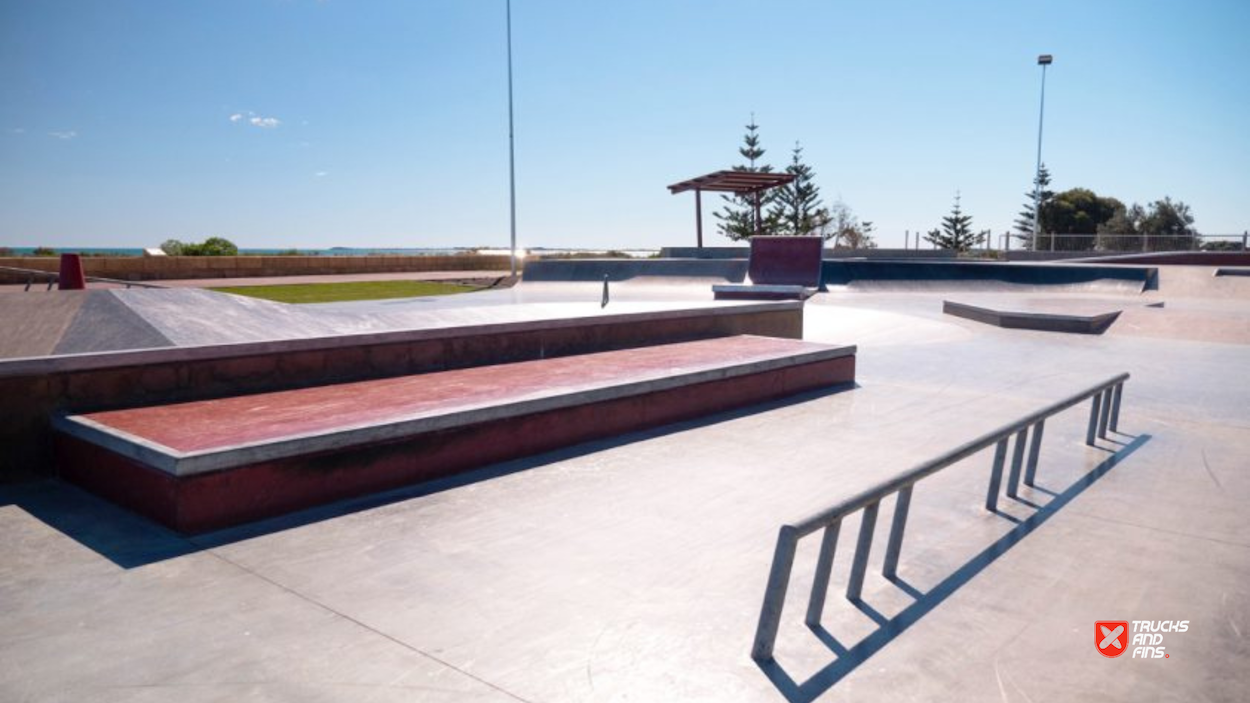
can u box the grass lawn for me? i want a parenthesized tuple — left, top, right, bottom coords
(210, 280, 477, 304)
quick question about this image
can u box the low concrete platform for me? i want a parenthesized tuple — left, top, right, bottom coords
(53, 335, 856, 533)
(713, 283, 817, 301)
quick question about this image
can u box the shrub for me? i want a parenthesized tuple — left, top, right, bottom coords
(32, 246, 56, 257)
(168, 237, 239, 256)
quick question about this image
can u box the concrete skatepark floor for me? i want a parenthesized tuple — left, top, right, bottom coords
(1, 267, 1248, 702)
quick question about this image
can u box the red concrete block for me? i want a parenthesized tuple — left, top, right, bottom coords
(58, 254, 87, 290)
(54, 336, 856, 533)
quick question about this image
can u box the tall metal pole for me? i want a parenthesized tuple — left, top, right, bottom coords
(1033, 54, 1052, 252)
(506, 0, 518, 276)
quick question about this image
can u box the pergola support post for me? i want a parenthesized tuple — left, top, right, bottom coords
(695, 188, 703, 248)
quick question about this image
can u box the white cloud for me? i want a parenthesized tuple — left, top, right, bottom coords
(49, 130, 77, 140)
(229, 111, 281, 128)
(314, 171, 328, 177)
(9, 128, 25, 134)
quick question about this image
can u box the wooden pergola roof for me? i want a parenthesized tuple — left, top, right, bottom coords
(667, 169, 796, 195)
(667, 169, 797, 248)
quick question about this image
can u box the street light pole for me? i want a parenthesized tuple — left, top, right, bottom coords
(506, 0, 518, 277)
(1033, 54, 1052, 252)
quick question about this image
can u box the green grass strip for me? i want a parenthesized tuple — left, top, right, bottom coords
(210, 280, 476, 304)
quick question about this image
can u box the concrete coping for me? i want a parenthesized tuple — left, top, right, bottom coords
(54, 336, 856, 478)
(0, 300, 802, 378)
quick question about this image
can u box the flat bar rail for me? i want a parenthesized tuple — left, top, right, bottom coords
(751, 372, 1129, 661)
(0, 265, 167, 290)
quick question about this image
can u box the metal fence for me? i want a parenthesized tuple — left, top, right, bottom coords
(1000, 232, 1247, 253)
(751, 372, 1129, 662)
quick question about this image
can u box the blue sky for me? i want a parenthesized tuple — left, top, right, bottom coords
(1, 0, 1246, 250)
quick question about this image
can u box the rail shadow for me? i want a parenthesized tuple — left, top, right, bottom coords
(757, 432, 1151, 703)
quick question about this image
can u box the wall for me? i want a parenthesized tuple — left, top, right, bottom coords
(0, 254, 516, 284)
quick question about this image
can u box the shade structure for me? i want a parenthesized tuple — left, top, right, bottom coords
(667, 170, 798, 248)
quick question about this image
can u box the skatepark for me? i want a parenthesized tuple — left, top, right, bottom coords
(1, 247, 1248, 701)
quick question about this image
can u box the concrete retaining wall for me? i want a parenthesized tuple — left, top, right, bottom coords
(0, 254, 515, 284)
(658, 246, 957, 260)
(821, 259, 1158, 291)
(522, 258, 748, 282)
(0, 303, 802, 481)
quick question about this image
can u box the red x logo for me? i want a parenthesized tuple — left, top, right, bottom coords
(1096, 621, 1129, 658)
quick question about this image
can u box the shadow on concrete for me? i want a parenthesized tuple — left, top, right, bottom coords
(757, 432, 1151, 703)
(0, 383, 858, 568)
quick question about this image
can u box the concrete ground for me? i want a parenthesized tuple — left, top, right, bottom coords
(2, 268, 1248, 702)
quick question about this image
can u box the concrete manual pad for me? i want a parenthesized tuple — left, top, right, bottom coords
(942, 296, 1125, 334)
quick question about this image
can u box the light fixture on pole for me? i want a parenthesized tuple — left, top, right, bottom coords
(506, 0, 518, 276)
(1032, 53, 1052, 252)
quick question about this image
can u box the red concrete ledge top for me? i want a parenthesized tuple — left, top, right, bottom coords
(55, 335, 856, 478)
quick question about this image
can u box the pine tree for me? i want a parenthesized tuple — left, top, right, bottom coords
(773, 141, 828, 237)
(925, 192, 988, 252)
(714, 117, 779, 240)
(1013, 165, 1054, 248)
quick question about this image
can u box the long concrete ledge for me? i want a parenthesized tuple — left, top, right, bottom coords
(53, 335, 857, 532)
(713, 284, 816, 301)
(1, 301, 803, 480)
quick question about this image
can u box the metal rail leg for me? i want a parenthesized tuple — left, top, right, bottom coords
(752, 526, 800, 661)
(1097, 388, 1112, 439)
(882, 486, 914, 579)
(985, 439, 1009, 511)
(1109, 383, 1123, 432)
(805, 520, 842, 626)
(1023, 419, 1045, 487)
(845, 501, 880, 601)
(1006, 427, 1028, 499)
(1085, 393, 1102, 446)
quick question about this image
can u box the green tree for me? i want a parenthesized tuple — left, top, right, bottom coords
(714, 117, 780, 240)
(1038, 188, 1123, 251)
(1096, 203, 1145, 251)
(160, 239, 185, 255)
(1140, 197, 1198, 251)
(177, 237, 239, 256)
(925, 192, 987, 253)
(773, 141, 828, 237)
(1097, 197, 1199, 251)
(1013, 164, 1054, 248)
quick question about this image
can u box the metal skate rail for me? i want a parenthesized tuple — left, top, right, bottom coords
(0, 265, 166, 291)
(751, 372, 1129, 661)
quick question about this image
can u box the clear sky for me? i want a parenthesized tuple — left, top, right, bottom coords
(1, 0, 1247, 250)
